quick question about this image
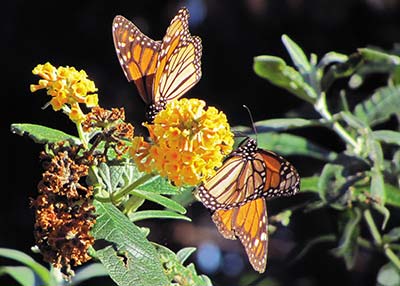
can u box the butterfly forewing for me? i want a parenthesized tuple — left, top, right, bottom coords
(212, 198, 268, 273)
(152, 7, 202, 104)
(112, 15, 161, 104)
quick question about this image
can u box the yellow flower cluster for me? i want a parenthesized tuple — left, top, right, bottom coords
(131, 98, 234, 186)
(30, 62, 98, 123)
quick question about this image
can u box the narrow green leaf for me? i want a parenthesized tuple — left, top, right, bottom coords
(320, 53, 363, 91)
(354, 85, 400, 126)
(371, 166, 385, 204)
(373, 130, 400, 146)
(318, 164, 346, 205)
(281, 34, 312, 74)
(377, 263, 400, 286)
(256, 132, 338, 162)
(70, 263, 109, 286)
(92, 201, 169, 286)
(128, 210, 191, 222)
(232, 118, 318, 133)
(0, 266, 36, 286)
(383, 227, 400, 243)
(358, 48, 400, 66)
(298, 176, 319, 193)
(130, 189, 186, 214)
(0, 248, 50, 284)
(253, 55, 317, 103)
(11, 123, 80, 145)
(155, 244, 211, 286)
(332, 208, 362, 270)
(176, 247, 197, 264)
(385, 183, 400, 208)
(138, 176, 181, 195)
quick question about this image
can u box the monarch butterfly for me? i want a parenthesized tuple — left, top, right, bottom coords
(195, 137, 300, 273)
(112, 7, 202, 121)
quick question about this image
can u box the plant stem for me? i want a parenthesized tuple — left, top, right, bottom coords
(76, 122, 88, 149)
(315, 92, 358, 149)
(112, 173, 155, 201)
(364, 208, 382, 246)
(384, 246, 400, 271)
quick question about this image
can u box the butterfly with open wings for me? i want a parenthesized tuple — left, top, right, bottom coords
(196, 137, 300, 273)
(112, 7, 202, 122)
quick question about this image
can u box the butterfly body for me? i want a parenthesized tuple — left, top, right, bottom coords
(196, 137, 300, 273)
(112, 8, 202, 121)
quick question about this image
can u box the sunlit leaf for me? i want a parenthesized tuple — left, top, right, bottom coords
(0, 248, 50, 285)
(10, 123, 80, 145)
(354, 85, 400, 126)
(373, 130, 400, 146)
(253, 55, 317, 103)
(92, 201, 169, 286)
(128, 210, 191, 222)
(176, 247, 197, 264)
(281, 34, 312, 74)
(377, 263, 400, 286)
(0, 266, 36, 286)
(130, 189, 186, 214)
(233, 118, 318, 133)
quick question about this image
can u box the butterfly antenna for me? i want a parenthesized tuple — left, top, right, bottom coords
(243, 105, 258, 140)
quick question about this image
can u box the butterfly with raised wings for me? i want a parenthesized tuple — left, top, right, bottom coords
(112, 7, 202, 121)
(195, 137, 300, 273)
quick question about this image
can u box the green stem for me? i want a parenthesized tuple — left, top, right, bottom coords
(315, 92, 358, 149)
(364, 208, 382, 246)
(112, 173, 155, 201)
(384, 246, 400, 271)
(76, 122, 88, 149)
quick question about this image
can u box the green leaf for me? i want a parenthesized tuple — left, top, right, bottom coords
(233, 118, 318, 133)
(281, 34, 312, 74)
(70, 263, 109, 286)
(176, 247, 197, 264)
(371, 166, 385, 204)
(0, 266, 36, 286)
(255, 132, 338, 162)
(128, 210, 191, 222)
(91, 201, 169, 286)
(318, 164, 346, 206)
(353, 85, 400, 126)
(377, 263, 400, 286)
(373, 130, 400, 146)
(383, 227, 400, 243)
(130, 189, 186, 214)
(385, 183, 400, 208)
(138, 176, 181, 195)
(358, 48, 400, 66)
(320, 52, 362, 91)
(155, 244, 212, 286)
(10, 123, 80, 145)
(0, 248, 50, 284)
(253, 55, 317, 103)
(298, 176, 319, 193)
(332, 208, 362, 270)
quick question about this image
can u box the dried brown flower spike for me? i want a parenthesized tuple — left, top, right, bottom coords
(31, 143, 96, 278)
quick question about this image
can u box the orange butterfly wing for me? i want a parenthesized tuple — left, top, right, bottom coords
(152, 7, 202, 104)
(112, 15, 161, 105)
(197, 138, 300, 210)
(212, 198, 268, 273)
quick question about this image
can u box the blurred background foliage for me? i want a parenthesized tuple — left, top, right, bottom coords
(3, 0, 400, 285)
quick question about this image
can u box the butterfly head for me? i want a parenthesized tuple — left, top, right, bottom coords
(234, 137, 258, 159)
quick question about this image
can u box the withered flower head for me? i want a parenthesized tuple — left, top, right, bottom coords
(82, 106, 134, 158)
(31, 143, 95, 278)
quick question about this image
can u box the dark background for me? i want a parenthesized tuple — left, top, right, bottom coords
(3, 0, 400, 285)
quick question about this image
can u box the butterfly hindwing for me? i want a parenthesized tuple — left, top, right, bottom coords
(197, 138, 300, 210)
(212, 198, 268, 273)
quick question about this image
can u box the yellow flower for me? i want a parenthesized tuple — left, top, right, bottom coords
(130, 98, 234, 186)
(30, 62, 99, 123)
